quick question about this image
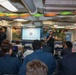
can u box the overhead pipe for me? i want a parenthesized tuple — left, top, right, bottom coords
(21, 0, 37, 14)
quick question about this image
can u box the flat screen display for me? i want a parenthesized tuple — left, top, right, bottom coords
(22, 28, 40, 40)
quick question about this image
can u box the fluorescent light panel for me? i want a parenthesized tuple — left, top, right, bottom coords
(14, 19, 28, 22)
(0, 0, 18, 12)
(56, 26, 65, 28)
(74, 23, 76, 25)
(54, 25, 58, 27)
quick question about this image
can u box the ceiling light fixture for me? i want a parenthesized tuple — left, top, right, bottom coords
(56, 26, 65, 28)
(60, 11, 72, 15)
(0, 0, 18, 12)
(32, 13, 43, 17)
(14, 19, 28, 22)
(54, 25, 58, 27)
(44, 12, 57, 17)
(74, 23, 76, 25)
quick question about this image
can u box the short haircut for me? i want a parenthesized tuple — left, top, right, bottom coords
(26, 60, 48, 75)
(32, 40, 41, 50)
(65, 41, 72, 48)
(2, 39, 9, 45)
(49, 30, 53, 32)
(1, 43, 12, 54)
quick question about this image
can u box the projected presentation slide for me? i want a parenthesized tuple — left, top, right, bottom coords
(22, 28, 40, 40)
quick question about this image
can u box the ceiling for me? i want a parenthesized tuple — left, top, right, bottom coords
(0, 0, 43, 13)
(44, 0, 76, 12)
(0, 0, 76, 28)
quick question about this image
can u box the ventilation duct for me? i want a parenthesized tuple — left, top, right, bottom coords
(21, 0, 37, 14)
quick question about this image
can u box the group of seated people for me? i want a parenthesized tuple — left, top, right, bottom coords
(0, 39, 76, 75)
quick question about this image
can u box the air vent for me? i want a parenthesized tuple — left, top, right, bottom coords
(44, 0, 76, 12)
